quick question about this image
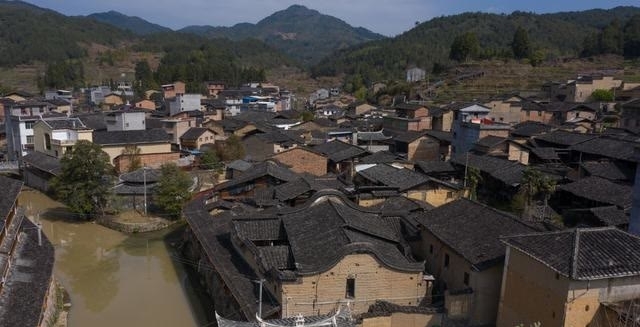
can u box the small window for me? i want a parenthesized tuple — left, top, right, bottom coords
(346, 278, 355, 298)
(538, 111, 542, 117)
(585, 305, 590, 312)
(446, 191, 453, 199)
(429, 244, 433, 254)
(444, 254, 450, 268)
(125, 122, 130, 127)
(463, 272, 470, 286)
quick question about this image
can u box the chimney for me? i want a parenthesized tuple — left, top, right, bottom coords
(629, 146, 640, 236)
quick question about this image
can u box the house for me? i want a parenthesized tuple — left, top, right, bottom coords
(519, 101, 554, 124)
(546, 102, 599, 125)
(205, 81, 225, 98)
(135, 99, 156, 111)
(348, 101, 376, 116)
(620, 98, 640, 132)
(183, 191, 428, 320)
(102, 93, 124, 106)
(383, 103, 431, 132)
(212, 160, 300, 200)
(356, 130, 392, 153)
(179, 127, 217, 150)
(484, 94, 524, 124)
(355, 164, 464, 207)
(309, 88, 330, 104)
(553, 176, 632, 212)
(564, 75, 622, 103)
(311, 140, 369, 179)
(2, 91, 33, 102)
(472, 135, 508, 157)
(113, 168, 160, 211)
(414, 198, 537, 326)
(92, 128, 176, 172)
(393, 131, 441, 162)
(161, 81, 186, 99)
(21, 151, 61, 192)
(450, 103, 511, 155)
(45, 98, 72, 114)
(0, 175, 56, 327)
(158, 116, 197, 147)
(105, 110, 147, 132)
(406, 67, 426, 82)
(498, 227, 640, 327)
(4, 101, 61, 160)
(167, 94, 202, 116)
(242, 130, 305, 162)
(32, 117, 93, 158)
(270, 147, 329, 176)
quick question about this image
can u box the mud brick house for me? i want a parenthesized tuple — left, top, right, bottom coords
(414, 198, 537, 326)
(183, 191, 428, 320)
(213, 160, 300, 201)
(311, 140, 369, 179)
(498, 227, 640, 327)
(270, 147, 329, 176)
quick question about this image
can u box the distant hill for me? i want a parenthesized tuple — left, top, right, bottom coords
(87, 11, 172, 35)
(178, 4, 386, 66)
(311, 6, 640, 83)
(0, 0, 134, 66)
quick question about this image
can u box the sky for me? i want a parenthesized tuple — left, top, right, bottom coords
(24, 0, 640, 36)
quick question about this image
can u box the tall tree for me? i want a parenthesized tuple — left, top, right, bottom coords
(121, 145, 142, 172)
(134, 60, 157, 98)
(50, 140, 113, 218)
(217, 135, 246, 162)
(153, 163, 193, 218)
(518, 168, 556, 220)
(449, 32, 479, 62)
(624, 14, 640, 58)
(511, 26, 532, 59)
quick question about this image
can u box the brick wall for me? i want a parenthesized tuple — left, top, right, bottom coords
(280, 254, 426, 317)
(115, 152, 181, 173)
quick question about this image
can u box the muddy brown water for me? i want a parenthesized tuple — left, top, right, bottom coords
(19, 190, 214, 327)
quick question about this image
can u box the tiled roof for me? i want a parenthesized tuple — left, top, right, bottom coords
(474, 135, 507, 148)
(394, 131, 427, 144)
(214, 161, 300, 191)
(581, 161, 632, 181)
(414, 161, 457, 175)
(503, 227, 640, 280)
(424, 130, 453, 143)
(571, 136, 640, 162)
(312, 140, 368, 162)
(530, 147, 560, 161)
(415, 198, 537, 270)
(557, 176, 632, 208)
(534, 130, 597, 147)
(75, 113, 107, 131)
(180, 127, 212, 141)
(226, 160, 253, 171)
(119, 168, 161, 183)
(587, 206, 629, 226)
(42, 118, 88, 130)
(357, 164, 429, 191)
(21, 152, 61, 175)
(0, 176, 22, 221)
(451, 153, 525, 186)
(93, 128, 170, 145)
(359, 151, 403, 164)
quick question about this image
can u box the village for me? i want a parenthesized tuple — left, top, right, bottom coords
(1, 69, 640, 327)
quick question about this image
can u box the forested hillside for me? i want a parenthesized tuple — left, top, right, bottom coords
(311, 7, 640, 85)
(87, 11, 172, 35)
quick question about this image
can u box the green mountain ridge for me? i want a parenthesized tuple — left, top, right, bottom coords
(87, 10, 172, 35)
(311, 6, 640, 83)
(177, 4, 386, 66)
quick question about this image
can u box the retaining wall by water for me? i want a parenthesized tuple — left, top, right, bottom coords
(97, 216, 178, 233)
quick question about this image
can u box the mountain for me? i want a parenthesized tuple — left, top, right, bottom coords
(311, 6, 640, 83)
(87, 11, 172, 35)
(178, 4, 385, 66)
(0, 0, 134, 66)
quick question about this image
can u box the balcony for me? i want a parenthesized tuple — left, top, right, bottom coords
(51, 138, 77, 146)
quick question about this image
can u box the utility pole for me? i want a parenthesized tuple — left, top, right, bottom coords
(253, 278, 265, 319)
(143, 166, 148, 216)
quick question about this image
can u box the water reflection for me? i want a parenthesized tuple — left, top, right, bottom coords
(19, 190, 211, 327)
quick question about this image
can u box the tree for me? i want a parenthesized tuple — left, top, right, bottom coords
(217, 135, 245, 162)
(199, 149, 222, 171)
(624, 14, 640, 58)
(511, 26, 531, 59)
(121, 145, 142, 172)
(591, 89, 614, 102)
(518, 168, 556, 220)
(154, 163, 193, 218)
(300, 110, 315, 122)
(50, 140, 113, 218)
(465, 167, 482, 201)
(449, 32, 480, 62)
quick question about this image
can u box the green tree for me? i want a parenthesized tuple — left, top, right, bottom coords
(199, 149, 222, 171)
(511, 26, 531, 59)
(134, 60, 158, 98)
(518, 168, 556, 220)
(300, 110, 315, 122)
(217, 135, 245, 161)
(624, 14, 640, 58)
(50, 140, 113, 218)
(449, 32, 480, 62)
(591, 89, 614, 101)
(154, 163, 193, 218)
(465, 167, 482, 201)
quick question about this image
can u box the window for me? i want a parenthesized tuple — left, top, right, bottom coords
(446, 191, 453, 199)
(125, 122, 130, 127)
(44, 133, 51, 150)
(25, 122, 34, 129)
(26, 136, 34, 144)
(346, 278, 355, 298)
(444, 254, 450, 268)
(463, 272, 470, 286)
(538, 111, 542, 117)
(429, 244, 433, 254)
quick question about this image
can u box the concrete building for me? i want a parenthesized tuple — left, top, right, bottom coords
(105, 110, 146, 132)
(32, 117, 93, 158)
(167, 94, 202, 117)
(451, 103, 511, 155)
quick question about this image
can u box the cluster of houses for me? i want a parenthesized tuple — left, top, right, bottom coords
(2, 71, 640, 327)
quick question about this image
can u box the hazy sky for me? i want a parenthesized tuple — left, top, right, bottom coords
(25, 0, 640, 36)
